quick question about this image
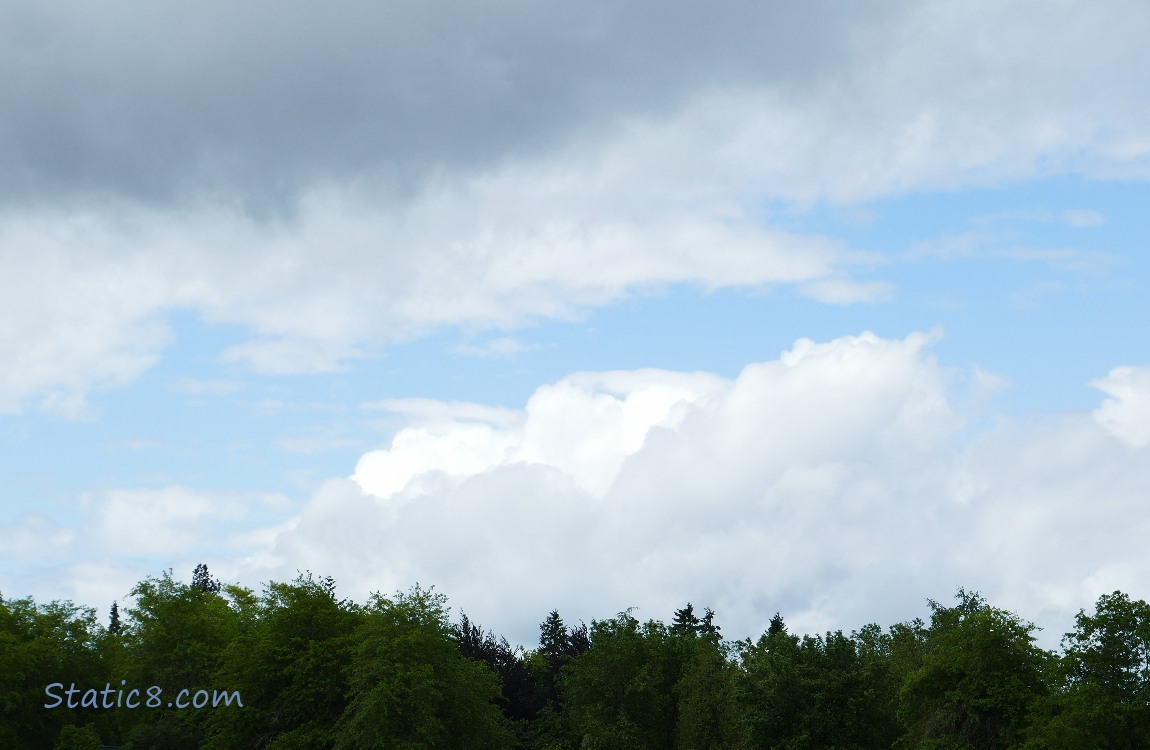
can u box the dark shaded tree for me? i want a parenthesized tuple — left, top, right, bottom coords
(191, 563, 222, 595)
(535, 610, 591, 703)
(454, 612, 543, 725)
(699, 608, 721, 639)
(122, 713, 202, 750)
(521, 610, 593, 749)
(539, 611, 569, 667)
(672, 604, 701, 637)
(52, 724, 102, 750)
(568, 620, 591, 659)
(23, 570, 1150, 750)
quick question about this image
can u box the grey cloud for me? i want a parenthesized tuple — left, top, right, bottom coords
(4, 1, 1150, 410)
(0, 0, 872, 210)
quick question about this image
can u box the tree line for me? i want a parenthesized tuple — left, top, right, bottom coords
(3, 565, 1150, 749)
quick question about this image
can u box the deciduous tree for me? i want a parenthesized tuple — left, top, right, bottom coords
(897, 589, 1050, 749)
(1025, 591, 1150, 749)
(334, 585, 511, 749)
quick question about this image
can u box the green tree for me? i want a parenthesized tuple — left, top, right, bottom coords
(563, 611, 683, 749)
(334, 585, 511, 749)
(0, 595, 108, 749)
(734, 623, 803, 748)
(897, 589, 1050, 750)
(122, 569, 240, 688)
(203, 573, 362, 749)
(52, 724, 102, 750)
(737, 623, 898, 749)
(118, 568, 243, 747)
(1025, 591, 1150, 749)
(673, 630, 745, 750)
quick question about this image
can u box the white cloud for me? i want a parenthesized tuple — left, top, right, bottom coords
(353, 368, 726, 500)
(0, 515, 77, 563)
(171, 378, 243, 396)
(451, 336, 540, 358)
(0, 213, 175, 415)
(84, 487, 291, 557)
(798, 277, 895, 304)
(353, 423, 519, 501)
(0, 487, 293, 606)
(1091, 365, 1150, 448)
(0, 175, 859, 410)
(361, 398, 523, 428)
(202, 332, 1128, 646)
(275, 429, 359, 456)
(243, 332, 1150, 647)
(251, 398, 286, 417)
(221, 337, 362, 376)
(116, 438, 162, 451)
(1064, 209, 1107, 228)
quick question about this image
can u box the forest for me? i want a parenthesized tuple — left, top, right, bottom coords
(3, 565, 1149, 749)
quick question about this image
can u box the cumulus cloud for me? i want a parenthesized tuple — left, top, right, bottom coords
(231, 332, 1150, 647)
(357, 369, 726, 499)
(1092, 365, 1150, 448)
(5, 332, 1150, 646)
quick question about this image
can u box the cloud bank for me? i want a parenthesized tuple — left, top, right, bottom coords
(7, 332, 1142, 647)
(282, 334, 1150, 645)
(259, 332, 1150, 645)
(5, 332, 1149, 645)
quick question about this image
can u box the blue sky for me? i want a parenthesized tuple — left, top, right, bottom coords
(2, 0, 1150, 648)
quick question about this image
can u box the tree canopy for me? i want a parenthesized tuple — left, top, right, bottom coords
(4, 570, 1149, 749)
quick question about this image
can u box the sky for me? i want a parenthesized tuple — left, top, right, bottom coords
(2, 0, 1149, 650)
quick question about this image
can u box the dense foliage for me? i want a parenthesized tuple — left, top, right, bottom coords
(3, 568, 1149, 749)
